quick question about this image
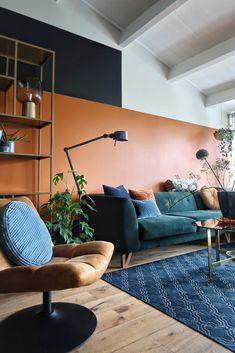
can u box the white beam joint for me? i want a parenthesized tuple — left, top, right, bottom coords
(169, 36, 235, 82)
(206, 87, 235, 107)
(119, 0, 189, 47)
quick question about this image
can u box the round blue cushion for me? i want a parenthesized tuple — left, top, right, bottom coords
(0, 201, 52, 266)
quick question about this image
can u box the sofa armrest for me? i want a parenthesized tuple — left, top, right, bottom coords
(86, 195, 140, 254)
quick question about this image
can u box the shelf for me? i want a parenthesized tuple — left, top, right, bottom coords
(0, 152, 51, 160)
(0, 35, 54, 66)
(0, 192, 51, 197)
(0, 74, 14, 91)
(0, 114, 52, 128)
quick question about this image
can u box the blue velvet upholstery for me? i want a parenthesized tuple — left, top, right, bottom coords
(155, 191, 197, 213)
(138, 215, 196, 240)
(132, 199, 161, 219)
(0, 201, 52, 266)
(167, 210, 222, 221)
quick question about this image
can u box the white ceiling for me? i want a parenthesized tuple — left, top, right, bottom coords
(80, 0, 235, 111)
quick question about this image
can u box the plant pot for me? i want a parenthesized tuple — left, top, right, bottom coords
(0, 141, 15, 153)
(218, 191, 235, 219)
(214, 131, 222, 141)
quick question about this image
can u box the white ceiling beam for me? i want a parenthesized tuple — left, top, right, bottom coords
(169, 36, 235, 82)
(206, 87, 235, 107)
(119, 0, 189, 48)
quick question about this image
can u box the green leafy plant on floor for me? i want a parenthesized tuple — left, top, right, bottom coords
(41, 172, 96, 245)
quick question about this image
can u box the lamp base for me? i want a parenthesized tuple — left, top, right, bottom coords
(0, 302, 97, 353)
(22, 101, 36, 118)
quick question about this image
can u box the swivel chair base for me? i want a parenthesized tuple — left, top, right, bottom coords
(0, 292, 97, 353)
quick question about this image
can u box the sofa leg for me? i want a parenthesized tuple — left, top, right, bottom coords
(121, 253, 132, 268)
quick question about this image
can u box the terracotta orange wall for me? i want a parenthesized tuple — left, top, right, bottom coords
(0, 92, 220, 200)
(53, 93, 219, 193)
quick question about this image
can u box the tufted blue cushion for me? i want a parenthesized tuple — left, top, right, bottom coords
(132, 199, 161, 219)
(103, 184, 130, 198)
(0, 201, 52, 266)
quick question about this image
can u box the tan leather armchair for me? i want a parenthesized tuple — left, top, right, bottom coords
(0, 197, 114, 353)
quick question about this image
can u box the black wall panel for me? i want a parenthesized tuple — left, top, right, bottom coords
(0, 7, 122, 107)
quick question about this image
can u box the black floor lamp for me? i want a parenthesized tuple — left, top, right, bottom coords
(64, 131, 128, 199)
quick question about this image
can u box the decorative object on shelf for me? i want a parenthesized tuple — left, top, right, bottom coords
(0, 126, 27, 153)
(17, 77, 42, 118)
(64, 130, 128, 201)
(213, 128, 235, 156)
(41, 172, 95, 245)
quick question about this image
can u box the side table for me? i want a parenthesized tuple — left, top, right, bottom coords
(195, 218, 235, 282)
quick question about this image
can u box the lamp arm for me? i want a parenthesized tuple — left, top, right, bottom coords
(64, 148, 82, 199)
(64, 134, 108, 152)
(64, 134, 109, 199)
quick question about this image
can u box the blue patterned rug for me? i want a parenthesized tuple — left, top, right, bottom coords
(103, 247, 235, 352)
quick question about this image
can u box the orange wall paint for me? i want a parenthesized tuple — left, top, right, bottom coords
(0, 92, 219, 200)
(53, 94, 219, 193)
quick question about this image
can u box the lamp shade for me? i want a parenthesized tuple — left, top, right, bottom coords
(111, 131, 128, 141)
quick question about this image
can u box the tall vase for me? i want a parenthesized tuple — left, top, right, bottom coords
(218, 191, 235, 219)
(17, 77, 42, 118)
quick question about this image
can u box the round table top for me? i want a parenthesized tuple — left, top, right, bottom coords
(195, 218, 235, 231)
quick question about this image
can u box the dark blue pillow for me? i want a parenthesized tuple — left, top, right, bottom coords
(132, 199, 161, 219)
(103, 184, 130, 198)
(0, 201, 53, 266)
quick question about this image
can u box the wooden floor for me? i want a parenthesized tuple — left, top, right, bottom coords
(0, 242, 231, 353)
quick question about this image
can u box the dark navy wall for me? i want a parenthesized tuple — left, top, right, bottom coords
(0, 7, 122, 107)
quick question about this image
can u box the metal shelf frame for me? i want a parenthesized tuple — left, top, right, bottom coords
(0, 34, 55, 209)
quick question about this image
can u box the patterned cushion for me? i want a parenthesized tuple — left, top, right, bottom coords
(0, 201, 52, 266)
(132, 199, 161, 219)
(103, 184, 130, 198)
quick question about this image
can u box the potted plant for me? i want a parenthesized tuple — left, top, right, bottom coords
(41, 172, 95, 245)
(213, 128, 235, 156)
(0, 126, 27, 153)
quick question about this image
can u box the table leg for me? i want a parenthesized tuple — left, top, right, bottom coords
(207, 229, 213, 282)
(215, 229, 220, 262)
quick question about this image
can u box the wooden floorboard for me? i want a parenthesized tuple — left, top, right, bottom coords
(0, 241, 232, 353)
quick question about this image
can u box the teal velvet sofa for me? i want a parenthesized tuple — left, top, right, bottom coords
(87, 191, 222, 267)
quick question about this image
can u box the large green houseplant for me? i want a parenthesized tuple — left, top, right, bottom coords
(41, 172, 95, 245)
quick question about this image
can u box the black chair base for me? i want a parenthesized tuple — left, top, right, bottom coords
(0, 302, 97, 353)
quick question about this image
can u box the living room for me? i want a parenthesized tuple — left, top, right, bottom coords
(0, 1, 235, 353)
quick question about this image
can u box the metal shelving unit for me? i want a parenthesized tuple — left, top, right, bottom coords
(0, 34, 55, 208)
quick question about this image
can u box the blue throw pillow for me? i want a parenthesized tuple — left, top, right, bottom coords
(132, 199, 161, 219)
(103, 184, 130, 198)
(0, 201, 52, 266)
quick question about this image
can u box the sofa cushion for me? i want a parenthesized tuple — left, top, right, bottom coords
(129, 188, 156, 202)
(200, 187, 220, 210)
(155, 192, 198, 214)
(103, 184, 130, 198)
(132, 199, 161, 219)
(0, 201, 52, 266)
(167, 210, 222, 221)
(138, 215, 196, 241)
